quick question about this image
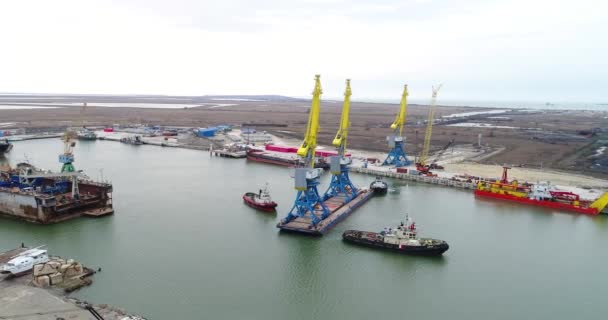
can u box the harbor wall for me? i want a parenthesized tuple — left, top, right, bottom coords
(352, 167, 477, 190)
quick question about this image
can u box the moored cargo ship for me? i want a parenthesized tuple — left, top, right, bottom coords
(247, 149, 329, 169)
(475, 166, 608, 215)
(0, 163, 113, 224)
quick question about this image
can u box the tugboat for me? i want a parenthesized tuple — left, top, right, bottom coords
(342, 216, 449, 256)
(120, 136, 144, 145)
(0, 138, 13, 155)
(243, 183, 278, 212)
(77, 128, 97, 140)
(369, 176, 388, 194)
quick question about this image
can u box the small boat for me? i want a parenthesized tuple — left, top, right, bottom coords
(0, 246, 50, 276)
(77, 129, 97, 140)
(343, 215, 449, 256)
(243, 183, 278, 212)
(120, 136, 144, 145)
(369, 176, 388, 194)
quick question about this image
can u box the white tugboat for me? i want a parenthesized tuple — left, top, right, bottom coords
(343, 216, 449, 256)
(1, 246, 50, 276)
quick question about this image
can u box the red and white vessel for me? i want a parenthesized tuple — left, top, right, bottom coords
(243, 183, 278, 212)
(474, 166, 608, 215)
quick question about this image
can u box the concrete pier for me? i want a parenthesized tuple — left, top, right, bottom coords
(352, 167, 477, 190)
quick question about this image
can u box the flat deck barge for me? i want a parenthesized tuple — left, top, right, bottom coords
(277, 189, 374, 235)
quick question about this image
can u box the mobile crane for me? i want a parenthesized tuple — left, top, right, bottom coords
(416, 84, 442, 175)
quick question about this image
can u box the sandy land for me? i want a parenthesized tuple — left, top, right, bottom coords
(444, 163, 608, 189)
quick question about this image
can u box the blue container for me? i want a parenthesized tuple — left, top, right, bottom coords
(197, 128, 217, 137)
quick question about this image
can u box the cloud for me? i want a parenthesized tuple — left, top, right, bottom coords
(0, 0, 606, 102)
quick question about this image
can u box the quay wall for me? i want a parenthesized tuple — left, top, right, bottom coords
(352, 167, 477, 190)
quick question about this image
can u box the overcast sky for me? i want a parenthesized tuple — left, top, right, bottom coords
(0, 0, 606, 102)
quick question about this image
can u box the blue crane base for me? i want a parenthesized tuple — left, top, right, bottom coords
(383, 141, 411, 167)
(323, 165, 358, 203)
(282, 179, 329, 226)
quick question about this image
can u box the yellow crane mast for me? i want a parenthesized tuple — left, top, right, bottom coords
(297, 74, 323, 167)
(332, 79, 352, 155)
(324, 79, 358, 202)
(382, 85, 411, 166)
(391, 85, 408, 136)
(418, 84, 442, 167)
(283, 75, 330, 226)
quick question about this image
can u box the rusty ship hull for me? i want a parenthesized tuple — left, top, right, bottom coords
(0, 179, 113, 224)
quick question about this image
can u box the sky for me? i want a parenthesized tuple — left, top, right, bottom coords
(0, 0, 606, 102)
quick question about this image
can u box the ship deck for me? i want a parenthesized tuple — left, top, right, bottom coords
(277, 189, 374, 235)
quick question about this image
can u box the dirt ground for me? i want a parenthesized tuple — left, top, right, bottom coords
(1, 95, 607, 178)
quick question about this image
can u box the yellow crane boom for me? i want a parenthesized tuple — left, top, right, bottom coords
(390, 85, 408, 136)
(419, 84, 442, 166)
(332, 79, 352, 155)
(297, 75, 323, 167)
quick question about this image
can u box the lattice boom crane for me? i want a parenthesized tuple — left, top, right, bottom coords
(417, 84, 442, 170)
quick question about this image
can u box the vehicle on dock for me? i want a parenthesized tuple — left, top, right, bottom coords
(475, 166, 608, 215)
(0, 138, 13, 155)
(76, 129, 97, 140)
(243, 183, 277, 212)
(343, 216, 449, 256)
(1, 247, 49, 276)
(369, 176, 388, 194)
(120, 136, 144, 145)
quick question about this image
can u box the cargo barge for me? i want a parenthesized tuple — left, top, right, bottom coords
(247, 149, 329, 169)
(0, 163, 113, 224)
(277, 189, 374, 235)
(475, 167, 608, 215)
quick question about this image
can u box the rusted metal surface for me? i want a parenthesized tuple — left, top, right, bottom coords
(0, 180, 114, 224)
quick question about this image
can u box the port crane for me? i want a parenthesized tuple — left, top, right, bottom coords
(323, 79, 358, 202)
(282, 75, 329, 226)
(416, 84, 442, 175)
(60, 132, 77, 173)
(383, 85, 411, 167)
(427, 139, 454, 170)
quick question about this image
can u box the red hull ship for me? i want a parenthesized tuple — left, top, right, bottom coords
(243, 184, 277, 212)
(474, 166, 608, 215)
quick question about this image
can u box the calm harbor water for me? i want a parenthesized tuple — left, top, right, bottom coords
(1, 139, 607, 319)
